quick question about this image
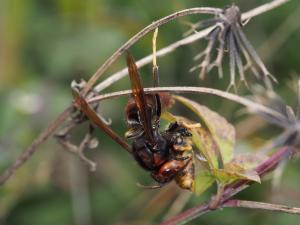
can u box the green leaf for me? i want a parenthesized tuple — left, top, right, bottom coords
(193, 161, 216, 195)
(174, 95, 236, 166)
(193, 170, 215, 195)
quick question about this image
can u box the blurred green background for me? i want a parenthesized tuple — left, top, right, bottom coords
(1, 0, 300, 224)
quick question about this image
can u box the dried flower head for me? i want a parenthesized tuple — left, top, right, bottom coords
(188, 5, 277, 91)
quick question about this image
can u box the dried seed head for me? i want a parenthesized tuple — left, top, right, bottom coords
(223, 5, 241, 25)
(188, 5, 275, 91)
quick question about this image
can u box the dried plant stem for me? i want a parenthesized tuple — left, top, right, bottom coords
(94, 0, 289, 92)
(0, 106, 73, 185)
(82, 7, 222, 95)
(224, 199, 300, 215)
(241, 0, 290, 21)
(160, 146, 294, 225)
(88, 86, 286, 123)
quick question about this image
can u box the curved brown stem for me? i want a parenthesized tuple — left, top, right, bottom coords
(88, 86, 286, 123)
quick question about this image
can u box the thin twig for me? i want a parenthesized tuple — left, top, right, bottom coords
(241, 0, 290, 21)
(94, 0, 289, 92)
(0, 106, 73, 185)
(88, 86, 286, 123)
(224, 199, 300, 215)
